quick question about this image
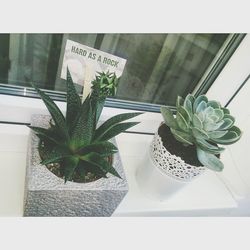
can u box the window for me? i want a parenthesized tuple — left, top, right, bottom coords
(0, 33, 245, 109)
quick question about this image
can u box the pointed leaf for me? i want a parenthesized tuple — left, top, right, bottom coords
(77, 141, 118, 156)
(183, 98, 193, 119)
(32, 84, 69, 140)
(28, 126, 61, 145)
(196, 139, 225, 154)
(78, 160, 107, 179)
(70, 96, 94, 148)
(230, 126, 242, 136)
(209, 115, 220, 123)
(63, 156, 80, 183)
(197, 147, 224, 171)
(77, 161, 86, 181)
(196, 100, 207, 113)
(160, 106, 178, 129)
(177, 105, 191, 123)
(219, 117, 235, 130)
(207, 130, 228, 139)
(170, 128, 194, 145)
(176, 112, 189, 132)
(213, 109, 224, 121)
(203, 119, 224, 131)
(96, 122, 140, 141)
(204, 106, 214, 118)
(94, 112, 142, 141)
(40, 143, 71, 165)
(212, 126, 242, 145)
(185, 94, 195, 105)
(192, 114, 203, 130)
(197, 111, 205, 122)
(193, 95, 208, 113)
(222, 107, 230, 114)
(80, 152, 121, 178)
(207, 100, 221, 109)
(176, 96, 184, 108)
(192, 127, 209, 140)
(66, 68, 81, 130)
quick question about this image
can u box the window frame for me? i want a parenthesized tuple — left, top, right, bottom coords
(0, 33, 247, 133)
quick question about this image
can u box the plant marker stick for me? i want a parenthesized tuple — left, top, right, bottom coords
(82, 65, 93, 102)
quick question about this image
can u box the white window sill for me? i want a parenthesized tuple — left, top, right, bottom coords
(0, 123, 241, 217)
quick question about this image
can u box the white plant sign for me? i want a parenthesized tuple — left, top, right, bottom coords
(61, 39, 127, 100)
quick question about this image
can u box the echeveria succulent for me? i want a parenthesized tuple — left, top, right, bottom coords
(161, 94, 242, 171)
(29, 69, 142, 183)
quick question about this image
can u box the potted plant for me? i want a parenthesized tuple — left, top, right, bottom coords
(136, 94, 242, 201)
(24, 69, 142, 216)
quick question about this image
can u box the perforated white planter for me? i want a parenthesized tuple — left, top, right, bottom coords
(136, 130, 206, 201)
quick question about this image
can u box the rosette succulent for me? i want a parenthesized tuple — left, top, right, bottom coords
(161, 94, 242, 171)
(29, 69, 142, 182)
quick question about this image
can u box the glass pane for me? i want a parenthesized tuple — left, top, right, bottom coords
(0, 33, 229, 106)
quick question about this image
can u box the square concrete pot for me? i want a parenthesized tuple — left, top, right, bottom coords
(23, 114, 128, 217)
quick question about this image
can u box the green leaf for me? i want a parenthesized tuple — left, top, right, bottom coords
(219, 116, 235, 130)
(207, 130, 228, 139)
(207, 100, 221, 109)
(230, 126, 242, 136)
(177, 105, 191, 124)
(193, 95, 208, 113)
(203, 106, 214, 118)
(213, 109, 224, 121)
(170, 128, 194, 145)
(28, 126, 61, 145)
(211, 126, 242, 145)
(209, 115, 220, 123)
(77, 141, 118, 156)
(224, 114, 235, 122)
(185, 94, 195, 105)
(183, 99, 193, 118)
(221, 107, 230, 114)
(203, 119, 224, 131)
(32, 84, 69, 141)
(96, 122, 140, 142)
(76, 161, 86, 182)
(196, 101, 207, 113)
(184, 94, 194, 117)
(94, 112, 142, 141)
(66, 68, 81, 131)
(176, 96, 184, 108)
(197, 148, 224, 171)
(63, 156, 80, 183)
(70, 96, 94, 148)
(39, 142, 71, 165)
(80, 152, 121, 178)
(176, 111, 189, 132)
(196, 139, 225, 154)
(192, 114, 203, 130)
(197, 111, 205, 122)
(192, 127, 209, 140)
(160, 106, 178, 129)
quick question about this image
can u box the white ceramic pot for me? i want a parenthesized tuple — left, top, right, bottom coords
(136, 129, 206, 201)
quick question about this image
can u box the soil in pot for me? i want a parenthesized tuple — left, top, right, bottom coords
(158, 123, 202, 167)
(38, 140, 113, 183)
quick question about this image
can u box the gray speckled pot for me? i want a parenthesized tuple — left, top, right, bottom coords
(23, 114, 128, 217)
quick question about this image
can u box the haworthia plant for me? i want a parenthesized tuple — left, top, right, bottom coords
(161, 94, 242, 172)
(29, 69, 142, 182)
